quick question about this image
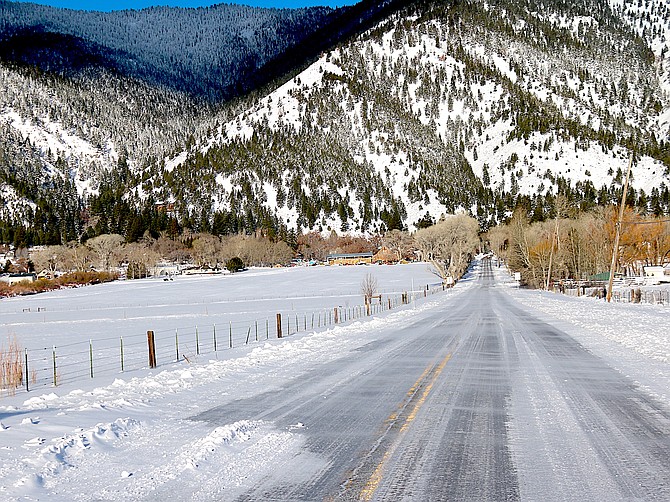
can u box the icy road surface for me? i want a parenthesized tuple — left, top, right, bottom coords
(1, 259, 669, 501)
(194, 259, 670, 501)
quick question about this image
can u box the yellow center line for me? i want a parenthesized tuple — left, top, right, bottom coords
(400, 354, 451, 433)
(359, 353, 452, 501)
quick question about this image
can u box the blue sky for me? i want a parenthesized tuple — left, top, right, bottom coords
(14, 1, 358, 10)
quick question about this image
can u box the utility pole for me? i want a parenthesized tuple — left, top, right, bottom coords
(607, 154, 633, 302)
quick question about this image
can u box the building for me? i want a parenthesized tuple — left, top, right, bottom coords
(326, 252, 373, 265)
(0, 273, 37, 286)
(372, 247, 398, 264)
(151, 263, 181, 277)
(643, 265, 670, 285)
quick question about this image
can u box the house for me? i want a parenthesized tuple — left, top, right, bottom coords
(155, 202, 176, 217)
(0, 273, 37, 286)
(326, 252, 373, 265)
(151, 263, 181, 277)
(643, 266, 670, 285)
(372, 247, 398, 264)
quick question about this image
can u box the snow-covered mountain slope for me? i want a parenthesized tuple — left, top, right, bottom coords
(607, 0, 670, 137)
(0, 1, 333, 100)
(155, 0, 670, 233)
(1, 0, 670, 242)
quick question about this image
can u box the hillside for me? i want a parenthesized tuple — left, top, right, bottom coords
(1, 0, 670, 245)
(155, 0, 670, 234)
(0, 1, 334, 99)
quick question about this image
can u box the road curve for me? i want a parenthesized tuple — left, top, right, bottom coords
(195, 258, 670, 501)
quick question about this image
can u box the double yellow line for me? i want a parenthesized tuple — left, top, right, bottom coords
(359, 353, 452, 501)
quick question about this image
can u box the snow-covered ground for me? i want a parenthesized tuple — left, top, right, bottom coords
(0, 260, 668, 500)
(497, 267, 670, 407)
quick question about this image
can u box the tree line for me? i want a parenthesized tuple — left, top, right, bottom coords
(486, 200, 670, 288)
(2, 213, 481, 294)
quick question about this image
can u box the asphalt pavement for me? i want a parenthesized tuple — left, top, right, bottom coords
(195, 258, 670, 501)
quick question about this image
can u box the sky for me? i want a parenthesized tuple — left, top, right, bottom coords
(14, 0, 358, 11)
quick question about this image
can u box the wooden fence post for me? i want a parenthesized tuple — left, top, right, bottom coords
(276, 313, 283, 338)
(334, 307, 339, 324)
(147, 331, 157, 369)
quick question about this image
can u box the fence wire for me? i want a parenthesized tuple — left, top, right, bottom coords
(2, 283, 448, 397)
(562, 286, 670, 305)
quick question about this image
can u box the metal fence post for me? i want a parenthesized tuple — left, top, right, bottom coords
(52, 345, 57, 387)
(25, 348, 29, 392)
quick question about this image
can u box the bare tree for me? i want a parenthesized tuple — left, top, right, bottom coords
(152, 236, 192, 263)
(382, 229, 415, 261)
(268, 240, 294, 266)
(191, 233, 220, 268)
(30, 245, 66, 273)
(87, 234, 125, 271)
(485, 225, 508, 261)
(64, 242, 93, 272)
(121, 242, 160, 279)
(361, 272, 378, 314)
(414, 213, 479, 282)
(220, 235, 294, 267)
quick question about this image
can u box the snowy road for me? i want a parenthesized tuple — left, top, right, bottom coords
(194, 258, 670, 501)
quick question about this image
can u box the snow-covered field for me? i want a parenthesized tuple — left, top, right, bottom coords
(0, 260, 668, 500)
(1, 264, 443, 392)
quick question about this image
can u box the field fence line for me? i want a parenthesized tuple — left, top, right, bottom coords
(2, 282, 450, 397)
(560, 286, 669, 306)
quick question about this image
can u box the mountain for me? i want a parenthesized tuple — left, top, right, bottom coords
(0, 1, 336, 99)
(1, 0, 669, 246)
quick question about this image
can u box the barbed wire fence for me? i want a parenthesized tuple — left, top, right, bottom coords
(3, 282, 449, 397)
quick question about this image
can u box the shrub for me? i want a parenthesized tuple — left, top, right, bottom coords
(0, 271, 119, 298)
(225, 257, 245, 273)
(0, 336, 24, 395)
